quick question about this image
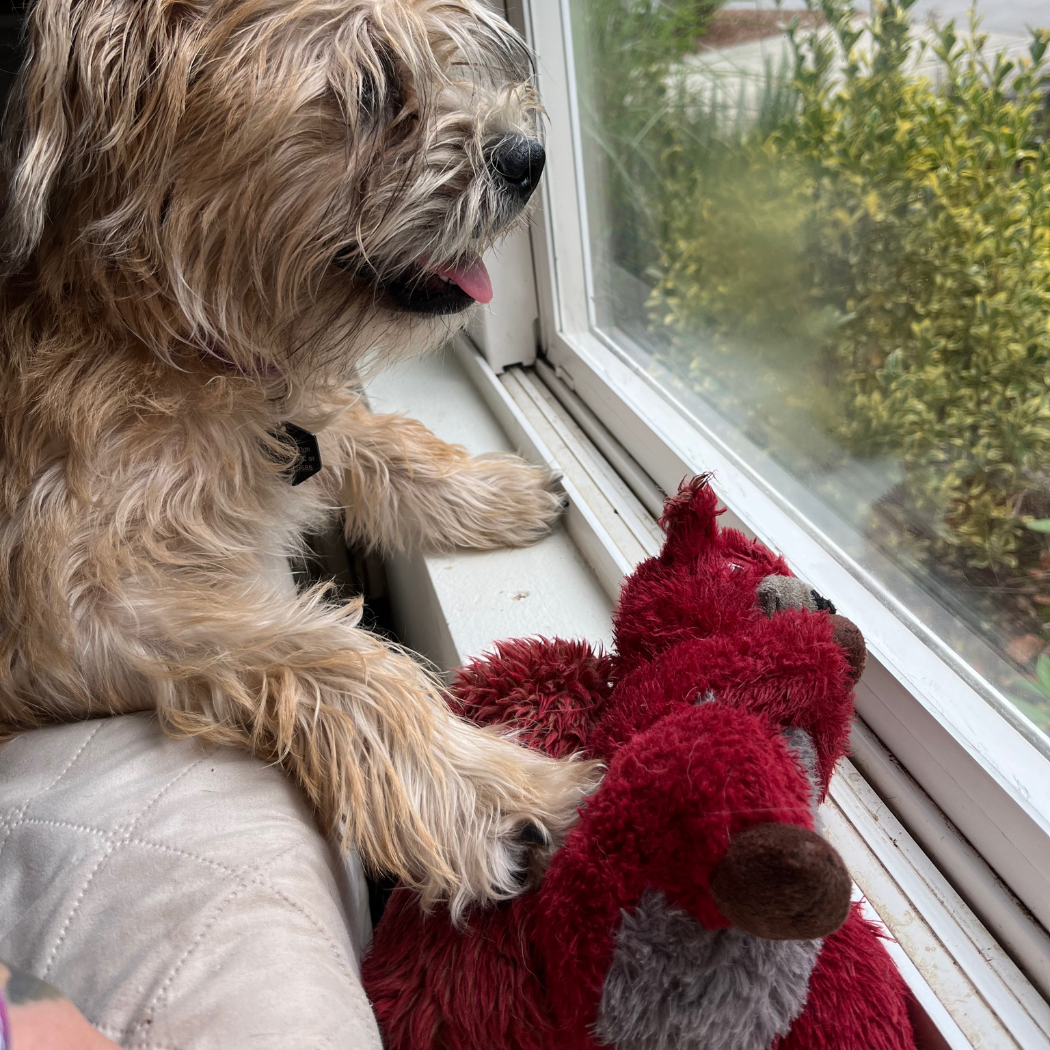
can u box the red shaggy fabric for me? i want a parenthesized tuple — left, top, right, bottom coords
(776, 905, 916, 1050)
(449, 637, 614, 759)
(362, 477, 917, 1050)
(593, 614, 854, 792)
(364, 890, 557, 1050)
(612, 477, 791, 669)
(533, 704, 816, 1045)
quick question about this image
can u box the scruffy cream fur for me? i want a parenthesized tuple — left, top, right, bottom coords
(0, 0, 600, 919)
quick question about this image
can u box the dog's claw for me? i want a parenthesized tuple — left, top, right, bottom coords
(518, 822, 548, 846)
(511, 823, 550, 889)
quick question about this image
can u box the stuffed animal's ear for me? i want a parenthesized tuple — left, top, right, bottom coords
(658, 474, 722, 563)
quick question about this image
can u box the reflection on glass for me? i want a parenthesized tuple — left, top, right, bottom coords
(571, 0, 1050, 734)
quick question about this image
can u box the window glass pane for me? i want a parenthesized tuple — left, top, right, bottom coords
(570, 0, 1050, 737)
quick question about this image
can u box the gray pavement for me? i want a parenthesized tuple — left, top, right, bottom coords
(909, 2, 1048, 33)
(686, 1, 1045, 117)
(722, 1, 1050, 35)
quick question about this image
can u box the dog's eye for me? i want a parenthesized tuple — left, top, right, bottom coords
(359, 70, 383, 119)
(358, 47, 404, 123)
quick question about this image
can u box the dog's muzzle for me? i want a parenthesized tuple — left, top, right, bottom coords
(335, 133, 547, 316)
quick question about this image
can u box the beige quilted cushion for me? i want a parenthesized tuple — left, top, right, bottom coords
(0, 714, 382, 1050)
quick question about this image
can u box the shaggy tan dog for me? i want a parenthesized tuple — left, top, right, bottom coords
(0, 0, 599, 918)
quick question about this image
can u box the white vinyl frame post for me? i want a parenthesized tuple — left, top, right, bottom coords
(521, 0, 1050, 1009)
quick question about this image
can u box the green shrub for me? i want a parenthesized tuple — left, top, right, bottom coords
(648, 0, 1050, 575)
(573, 0, 727, 279)
(796, 2, 1050, 573)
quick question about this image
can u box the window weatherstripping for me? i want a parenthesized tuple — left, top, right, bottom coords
(823, 758, 1050, 1050)
(519, 0, 1050, 1004)
(850, 718, 1050, 1009)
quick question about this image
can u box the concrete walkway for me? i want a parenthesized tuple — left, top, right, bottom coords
(723, 0, 1048, 37)
(679, 2, 1043, 120)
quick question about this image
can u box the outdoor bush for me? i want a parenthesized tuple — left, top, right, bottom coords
(574, 0, 726, 279)
(642, 0, 1050, 576)
(796, 2, 1050, 576)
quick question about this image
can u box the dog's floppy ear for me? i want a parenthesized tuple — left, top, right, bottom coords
(0, 0, 74, 273)
(1, 0, 196, 275)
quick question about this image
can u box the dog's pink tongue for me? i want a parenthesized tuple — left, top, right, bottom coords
(434, 260, 492, 304)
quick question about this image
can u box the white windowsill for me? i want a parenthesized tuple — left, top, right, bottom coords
(363, 339, 1050, 1050)
(363, 347, 614, 670)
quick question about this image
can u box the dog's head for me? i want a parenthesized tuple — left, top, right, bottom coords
(1, 0, 542, 382)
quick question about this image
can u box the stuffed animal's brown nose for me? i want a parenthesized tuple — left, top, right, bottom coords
(829, 614, 866, 681)
(487, 134, 545, 200)
(710, 822, 851, 940)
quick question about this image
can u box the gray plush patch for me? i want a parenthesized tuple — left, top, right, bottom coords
(782, 726, 821, 814)
(755, 576, 836, 618)
(595, 892, 821, 1050)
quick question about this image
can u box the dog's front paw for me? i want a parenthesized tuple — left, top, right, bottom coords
(483, 750, 603, 904)
(446, 455, 566, 550)
(416, 722, 603, 920)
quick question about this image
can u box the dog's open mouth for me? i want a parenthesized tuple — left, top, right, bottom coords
(381, 259, 493, 315)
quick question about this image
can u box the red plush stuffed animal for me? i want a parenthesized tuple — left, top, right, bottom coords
(363, 476, 918, 1050)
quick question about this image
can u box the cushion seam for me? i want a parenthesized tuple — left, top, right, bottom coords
(0, 722, 105, 870)
(40, 758, 206, 979)
(120, 842, 301, 1049)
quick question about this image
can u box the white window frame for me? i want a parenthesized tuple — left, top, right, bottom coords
(496, 0, 1050, 1003)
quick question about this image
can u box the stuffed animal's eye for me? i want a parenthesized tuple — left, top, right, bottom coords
(756, 575, 837, 617)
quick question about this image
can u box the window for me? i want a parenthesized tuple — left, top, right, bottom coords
(574, 0, 1050, 737)
(520, 0, 1050, 982)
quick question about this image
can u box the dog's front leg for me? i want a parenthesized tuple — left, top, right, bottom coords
(1, 488, 595, 916)
(140, 584, 598, 918)
(320, 402, 564, 553)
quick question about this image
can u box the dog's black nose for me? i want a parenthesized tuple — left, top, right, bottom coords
(487, 134, 545, 200)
